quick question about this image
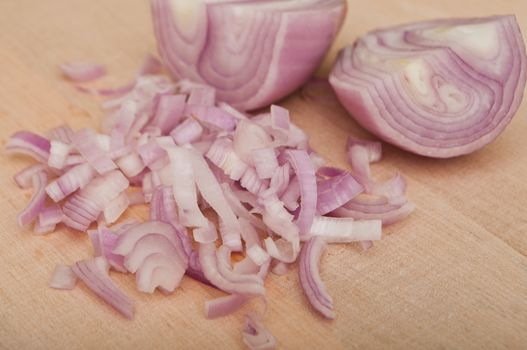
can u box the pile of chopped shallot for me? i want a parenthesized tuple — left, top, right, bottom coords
(6, 56, 414, 349)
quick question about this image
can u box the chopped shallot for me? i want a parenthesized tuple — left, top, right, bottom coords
(49, 264, 77, 290)
(7, 55, 413, 349)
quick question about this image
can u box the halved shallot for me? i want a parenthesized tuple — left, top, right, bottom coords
(330, 15, 527, 158)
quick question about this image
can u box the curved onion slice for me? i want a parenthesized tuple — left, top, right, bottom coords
(199, 242, 265, 296)
(216, 245, 263, 285)
(150, 186, 193, 256)
(205, 259, 270, 319)
(135, 252, 186, 293)
(189, 147, 243, 249)
(113, 221, 188, 266)
(284, 150, 317, 236)
(151, 0, 347, 110)
(332, 196, 415, 226)
(298, 236, 334, 319)
(45, 163, 97, 202)
(330, 15, 527, 158)
(72, 257, 134, 319)
(6, 131, 50, 163)
(89, 226, 126, 272)
(13, 164, 47, 189)
(59, 62, 106, 82)
(123, 233, 187, 273)
(17, 171, 47, 227)
(62, 170, 129, 231)
(316, 172, 363, 215)
(165, 146, 209, 227)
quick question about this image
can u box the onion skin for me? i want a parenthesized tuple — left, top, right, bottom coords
(151, 0, 347, 111)
(330, 15, 527, 158)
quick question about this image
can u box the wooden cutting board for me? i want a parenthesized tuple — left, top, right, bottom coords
(1, 1, 527, 349)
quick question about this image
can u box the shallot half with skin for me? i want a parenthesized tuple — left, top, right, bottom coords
(7, 58, 413, 349)
(330, 15, 527, 158)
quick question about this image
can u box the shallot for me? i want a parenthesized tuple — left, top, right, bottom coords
(330, 15, 527, 158)
(7, 58, 413, 348)
(151, 0, 347, 110)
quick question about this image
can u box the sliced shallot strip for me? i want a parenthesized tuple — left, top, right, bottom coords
(222, 184, 266, 230)
(306, 216, 382, 243)
(170, 117, 204, 145)
(113, 221, 188, 267)
(38, 204, 62, 227)
(45, 163, 96, 202)
(135, 252, 186, 293)
(205, 294, 249, 319)
(150, 94, 186, 134)
(264, 238, 298, 264)
(216, 245, 263, 285)
(205, 259, 271, 319)
(90, 226, 126, 272)
(49, 264, 77, 290)
(199, 242, 265, 296)
(316, 172, 363, 215)
(72, 257, 134, 319)
(346, 137, 406, 200)
(165, 146, 208, 227)
(48, 140, 71, 169)
(6, 131, 51, 163)
(17, 171, 47, 227)
(233, 120, 273, 164)
(333, 196, 415, 226)
(150, 186, 193, 256)
(14, 164, 47, 189)
(189, 148, 242, 250)
(284, 149, 317, 236)
(251, 147, 278, 180)
(298, 236, 335, 319)
(74, 128, 117, 175)
(261, 194, 299, 247)
(206, 138, 248, 181)
(59, 62, 106, 82)
(122, 233, 187, 273)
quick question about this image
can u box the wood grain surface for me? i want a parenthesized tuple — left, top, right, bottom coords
(1, 1, 526, 349)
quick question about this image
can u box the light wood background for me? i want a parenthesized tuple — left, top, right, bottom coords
(1, 1, 526, 349)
